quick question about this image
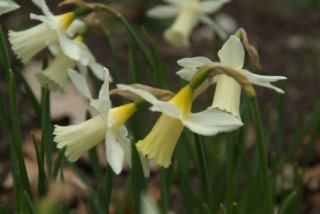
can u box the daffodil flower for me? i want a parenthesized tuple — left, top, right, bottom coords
(54, 70, 149, 176)
(36, 35, 110, 93)
(116, 84, 242, 168)
(8, 0, 90, 64)
(176, 35, 287, 118)
(0, 0, 19, 15)
(147, 0, 229, 47)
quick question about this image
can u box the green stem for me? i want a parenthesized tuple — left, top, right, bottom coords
(0, 24, 10, 80)
(194, 134, 210, 213)
(119, 16, 154, 71)
(189, 67, 211, 90)
(249, 97, 272, 214)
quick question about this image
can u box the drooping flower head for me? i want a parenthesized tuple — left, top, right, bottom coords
(53, 70, 148, 176)
(8, 0, 90, 64)
(147, 0, 230, 47)
(176, 35, 287, 119)
(117, 83, 242, 168)
(36, 32, 111, 93)
(0, 0, 19, 15)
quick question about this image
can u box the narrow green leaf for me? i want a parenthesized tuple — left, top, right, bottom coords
(31, 132, 47, 197)
(128, 39, 143, 84)
(9, 70, 33, 200)
(0, 203, 10, 214)
(119, 16, 154, 71)
(249, 97, 273, 214)
(194, 134, 211, 213)
(24, 191, 36, 213)
(142, 27, 171, 89)
(105, 35, 122, 83)
(97, 185, 108, 211)
(230, 202, 239, 214)
(0, 24, 11, 79)
(220, 204, 228, 214)
(277, 191, 296, 214)
(131, 138, 147, 214)
(17, 70, 41, 120)
(104, 165, 114, 214)
(52, 147, 66, 180)
(66, 162, 95, 194)
(160, 168, 169, 214)
(0, 95, 10, 132)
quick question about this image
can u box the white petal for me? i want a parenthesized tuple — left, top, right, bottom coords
(30, 13, 55, 29)
(199, 15, 227, 40)
(67, 69, 92, 99)
(116, 84, 160, 105)
(93, 72, 111, 123)
(218, 35, 245, 69)
(32, 0, 53, 18)
(48, 42, 60, 56)
(105, 131, 124, 175)
(147, 5, 179, 19)
(150, 102, 181, 119)
(198, 0, 230, 14)
(89, 62, 112, 82)
(58, 32, 95, 66)
(241, 69, 287, 94)
(139, 152, 150, 178)
(0, 0, 20, 15)
(183, 109, 243, 136)
(77, 63, 88, 77)
(141, 192, 160, 214)
(66, 19, 84, 38)
(177, 56, 212, 68)
(116, 127, 131, 168)
(176, 67, 197, 81)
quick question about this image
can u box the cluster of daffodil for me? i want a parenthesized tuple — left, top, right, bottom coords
(5, 0, 286, 180)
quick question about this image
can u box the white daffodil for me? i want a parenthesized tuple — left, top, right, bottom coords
(117, 84, 242, 168)
(147, 0, 229, 47)
(36, 35, 110, 93)
(54, 70, 149, 176)
(8, 0, 90, 64)
(0, 0, 19, 15)
(176, 35, 287, 119)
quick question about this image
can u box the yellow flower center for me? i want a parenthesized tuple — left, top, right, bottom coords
(169, 85, 194, 118)
(108, 103, 137, 131)
(57, 12, 75, 31)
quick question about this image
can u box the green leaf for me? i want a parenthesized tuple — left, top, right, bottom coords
(24, 191, 36, 214)
(66, 162, 95, 194)
(277, 191, 296, 214)
(17, 70, 41, 120)
(0, 24, 11, 80)
(9, 70, 33, 200)
(52, 147, 66, 180)
(128, 39, 143, 84)
(31, 132, 47, 197)
(131, 139, 147, 214)
(220, 204, 227, 214)
(104, 165, 114, 214)
(105, 35, 122, 84)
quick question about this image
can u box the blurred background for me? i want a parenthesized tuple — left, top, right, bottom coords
(0, 0, 320, 213)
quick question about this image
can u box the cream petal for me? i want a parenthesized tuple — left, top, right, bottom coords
(147, 5, 179, 19)
(0, 0, 20, 15)
(150, 102, 181, 119)
(177, 56, 211, 68)
(218, 35, 245, 69)
(176, 67, 197, 81)
(199, 15, 227, 40)
(68, 69, 92, 99)
(241, 69, 287, 94)
(183, 109, 243, 136)
(30, 13, 55, 29)
(58, 32, 95, 66)
(198, 0, 230, 14)
(105, 131, 124, 175)
(141, 192, 160, 214)
(116, 84, 160, 105)
(77, 63, 88, 77)
(32, 0, 54, 18)
(66, 19, 84, 38)
(89, 62, 112, 82)
(48, 42, 60, 56)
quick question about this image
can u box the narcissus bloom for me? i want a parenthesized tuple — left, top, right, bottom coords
(36, 35, 110, 93)
(147, 0, 229, 47)
(117, 84, 242, 168)
(176, 35, 287, 119)
(53, 71, 149, 176)
(8, 0, 88, 64)
(0, 0, 19, 15)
